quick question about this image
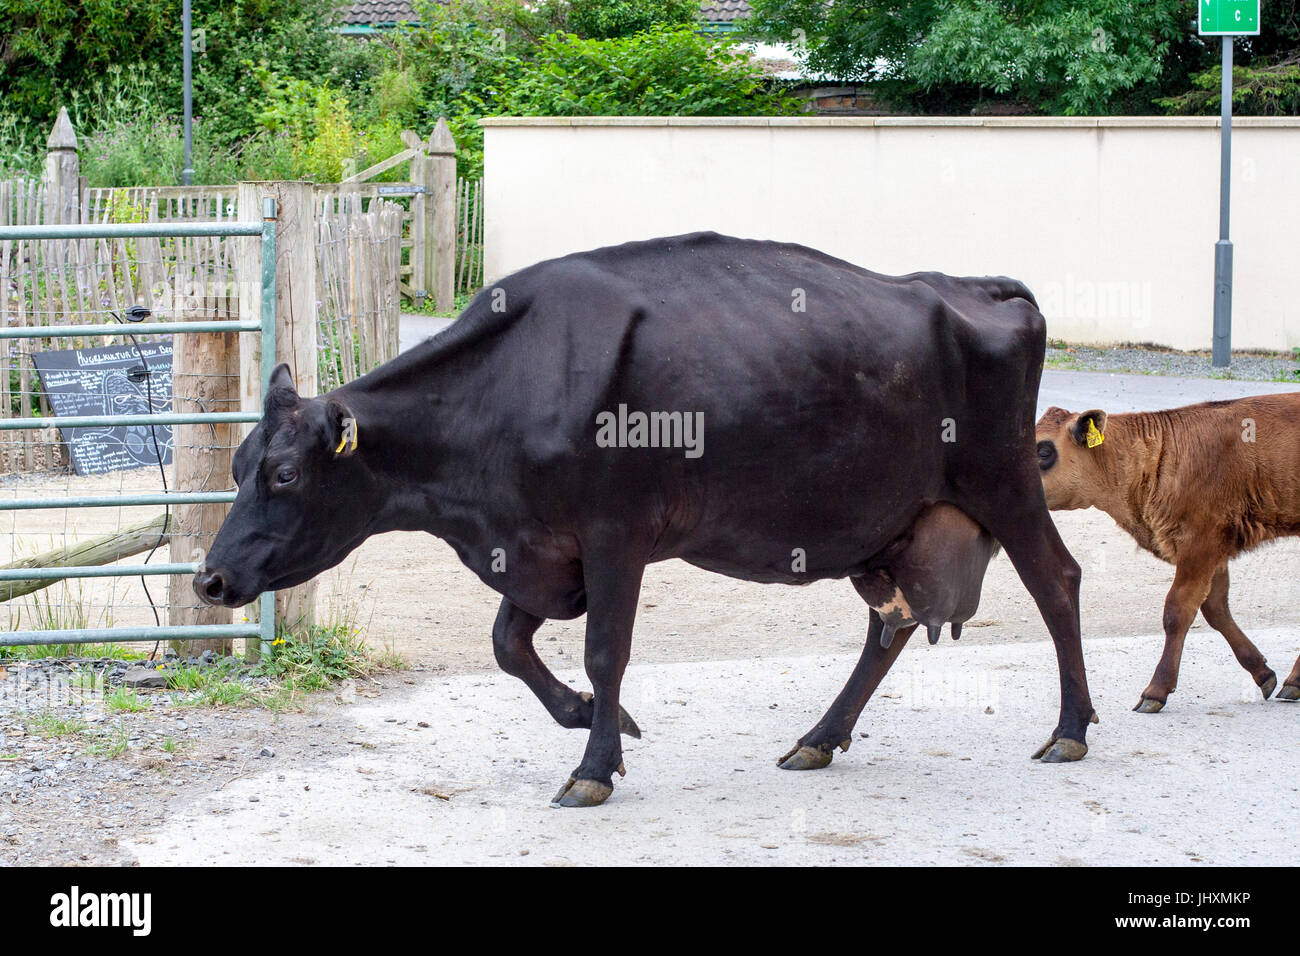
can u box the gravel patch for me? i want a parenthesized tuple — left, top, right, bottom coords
(1046, 344, 1300, 382)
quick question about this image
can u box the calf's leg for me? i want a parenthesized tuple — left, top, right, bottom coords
(552, 552, 645, 808)
(778, 608, 915, 770)
(491, 597, 641, 736)
(1279, 657, 1300, 701)
(1198, 565, 1277, 701)
(1136, 558, 1217, 712)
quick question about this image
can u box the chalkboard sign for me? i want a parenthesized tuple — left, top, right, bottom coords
(31, 341, 174, 476)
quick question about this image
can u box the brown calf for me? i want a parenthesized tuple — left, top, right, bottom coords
(1036, 394, 1300, 711)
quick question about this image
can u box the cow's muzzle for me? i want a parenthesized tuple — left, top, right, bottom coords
(193, 568, 233, 607)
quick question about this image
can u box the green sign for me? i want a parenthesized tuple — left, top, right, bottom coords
(1199, 0, 1260, 35)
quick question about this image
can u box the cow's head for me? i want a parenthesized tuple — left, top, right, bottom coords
(1034, 406, 1109, 510)
(193, 364, 375, 607)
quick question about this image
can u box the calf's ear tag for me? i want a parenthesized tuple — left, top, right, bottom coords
(335, 417, 358, 455)
(1085, 418, 1104, 448)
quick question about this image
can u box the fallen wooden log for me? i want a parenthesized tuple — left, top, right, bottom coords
(0, 513, 170, 602)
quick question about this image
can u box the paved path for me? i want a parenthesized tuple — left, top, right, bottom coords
(1037, 369, 1296, 416)
(124, 629, 1299, 866)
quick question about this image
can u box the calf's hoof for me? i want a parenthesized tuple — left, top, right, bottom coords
(1031, 736, 1088, 763)
(577, 691, 643, 739)
(1258, 673, 1277, 700)
(551, 777, 614, 808)
(777, 741, 845, 771)
(1275, 684, 1300, 702)
(1133, 697, 1165, 714)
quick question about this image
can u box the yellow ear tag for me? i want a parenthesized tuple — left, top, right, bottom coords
(1085, 419, 1104, 448)
(334, 417, 358, 454)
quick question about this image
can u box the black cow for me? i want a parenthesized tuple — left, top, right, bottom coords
(196, 232, 1093, 807)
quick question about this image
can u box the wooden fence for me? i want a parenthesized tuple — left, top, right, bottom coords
(316, 196, 404, 392)
(455, 176, 484, 295)
(0, 190, 406, 474)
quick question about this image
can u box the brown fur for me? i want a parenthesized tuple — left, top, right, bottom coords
(1036, 394, 1300, 707)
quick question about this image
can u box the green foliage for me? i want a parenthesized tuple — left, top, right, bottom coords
(502, 27, 804, 116)
(86, 718, 130, 758)
(27, 713, 89, 738)
(1159, 57, 1300, 115)
(387, 5, 802, 176)
(565, 0, 699, 39)
(106, 686, 150, 713)
(254, 624, 372, 690)
(745, 0, 1194, 114)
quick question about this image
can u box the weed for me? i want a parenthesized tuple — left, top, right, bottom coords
(106, 686, 150, 713)
(87, 720, 130, 759)
(28, 713, 89, 738)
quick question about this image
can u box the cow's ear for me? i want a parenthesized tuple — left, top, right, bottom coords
(1070, 409, 1108, 449)
(325, 398, 359, 458)
(269, 363, 296, 394)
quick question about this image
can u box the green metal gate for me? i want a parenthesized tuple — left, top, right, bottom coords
(0, 198, 279, 651)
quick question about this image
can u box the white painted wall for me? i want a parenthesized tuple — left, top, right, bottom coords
(482, 117, 1300, 352)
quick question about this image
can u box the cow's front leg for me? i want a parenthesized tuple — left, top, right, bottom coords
(552, 553, 645, 808)
(778, 608, 915, 770)
(492, 597, 641, 736)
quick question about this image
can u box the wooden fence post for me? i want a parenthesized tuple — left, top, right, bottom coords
(429, 119, 457, 312)
(43, 107, 80, 225)
(237, 181, 319, 649)
(404, 129, 429, 305)
(168, 290, 236, 654)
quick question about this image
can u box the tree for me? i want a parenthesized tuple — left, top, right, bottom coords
(0, 0, 357, 143)
(744, 0, 1195, 115)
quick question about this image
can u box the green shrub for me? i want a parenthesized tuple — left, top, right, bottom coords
(565, 0, 699, 39)
(502, 27, 804, 117)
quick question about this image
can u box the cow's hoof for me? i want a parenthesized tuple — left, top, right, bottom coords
(777, 744, 833, 771)
(578, 691, 642, 739)
(1258, 673, 1277, 700)
(1133, 697, 1165, 714)
(1090, 710, 1101, 724)
(551, 777, 613, 808)
(1032, 736, 1087, 763)
(1275, 684, 1300, 702)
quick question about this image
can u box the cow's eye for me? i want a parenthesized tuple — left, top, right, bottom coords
(1036, 440, 1057, 471)
(274, 466, 298, 487)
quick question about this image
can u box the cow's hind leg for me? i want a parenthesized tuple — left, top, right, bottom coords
(1199, 565, 1276, 701)
(492, 597, 641, 737)
(979, 496, 1094, 761)
(1135, 558, 1218, 712)
(778, 607, 915, 770)
(552, 551, 645, 808)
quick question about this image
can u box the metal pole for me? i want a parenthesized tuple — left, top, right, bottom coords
(1212, 34, 1233, 367)
(258, 195, 279, 657)
(182, 0, 194, 186)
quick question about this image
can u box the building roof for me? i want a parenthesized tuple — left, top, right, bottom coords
(698, 1, 751, 23)
(341, 0, 752, 28)
(342, 0, 420, 27)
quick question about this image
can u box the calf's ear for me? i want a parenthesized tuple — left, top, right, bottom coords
(1070, 409, 1108, 448)
(324, 398, 359, 458)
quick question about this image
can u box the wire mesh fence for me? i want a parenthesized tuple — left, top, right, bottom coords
(0, 214, 275, 652)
